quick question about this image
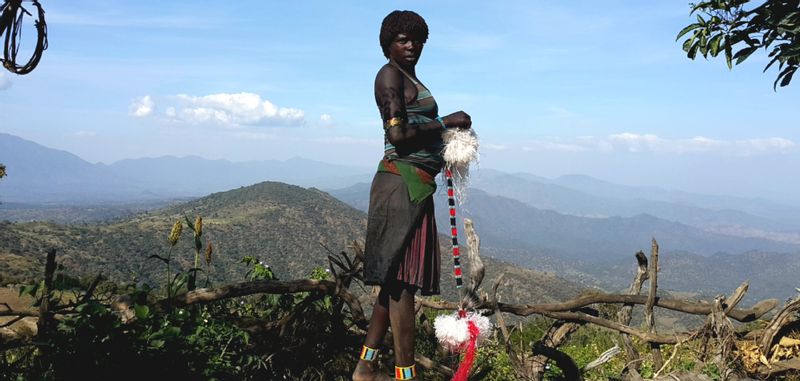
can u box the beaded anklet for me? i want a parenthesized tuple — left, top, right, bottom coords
(394, 364, 416, 380)
(359, 345, 379, 361)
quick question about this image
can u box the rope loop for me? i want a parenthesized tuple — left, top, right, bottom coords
(1, 0, 48, 75)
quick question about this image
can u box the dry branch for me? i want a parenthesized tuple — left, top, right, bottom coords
(37, 249, 57, 338)
(618, 250, 649, 372)
(583, 345, 622, 372)
(417, 293, 775, 323)
(529, 321, 581, 381)
(462, 218, 484, 310)
(646, 238, 663, 369)
(540, 310, 689, 344)
(756, 356, 800, 376)
(759, 297, 800, 355)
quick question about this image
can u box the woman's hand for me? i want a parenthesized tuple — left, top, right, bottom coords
(442, 111, 471, 129)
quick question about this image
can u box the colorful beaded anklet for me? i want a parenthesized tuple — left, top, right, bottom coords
(394, 364, 416, 380)
(359, 345, 379, 361)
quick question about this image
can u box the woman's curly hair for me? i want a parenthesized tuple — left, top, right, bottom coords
(379, 10, 429, 58)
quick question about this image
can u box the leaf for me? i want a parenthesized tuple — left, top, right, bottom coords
(709, 33, 722, 56)
(688, 41, 701, 60)
(148, 254, 170, 265)
(18, 284, 37, 297)
(150, 339, 165, 349)
(676, 23, 701, 40)
(764, 55, 780, 72)
(696, 14, 707, 26)
(184, 215, 195, 231)
(776, 66, 796, 88)
(134, 304, 150, 319)
(725, 42, 733, 69)
(734, 46, 758, 65)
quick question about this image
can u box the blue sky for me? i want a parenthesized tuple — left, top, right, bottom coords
(1, 1, 798, 202)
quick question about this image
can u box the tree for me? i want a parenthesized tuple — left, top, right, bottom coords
(677, 0, 800, 89)
(0, 163, 5, 178)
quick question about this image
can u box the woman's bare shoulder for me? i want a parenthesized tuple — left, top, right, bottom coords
(375, 63, 403, 87)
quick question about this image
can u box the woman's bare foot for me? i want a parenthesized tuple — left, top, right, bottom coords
(352, 359, 392, 381)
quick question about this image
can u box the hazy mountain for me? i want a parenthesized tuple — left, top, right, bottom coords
(0, 133, 147, 203)
(107, 156, 372, 195)
(0, 181, 586, 304)
(5, 132, 798, 237)
(584, 250, 800, 302)
(328, 185, 800, 259)
(552, 174, 800, 229)
(327, 183, 800, 301)
(470, 170, 797, 232)
(0, 133, 372, 204)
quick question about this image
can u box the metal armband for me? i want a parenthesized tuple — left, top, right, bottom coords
(383, 117, 406, 130)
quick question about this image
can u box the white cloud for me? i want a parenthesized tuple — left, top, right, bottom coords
(129, 95, 155, 117)
(484, 143, 509, 151)
(319, 113, 333, 126)
(0, 72, 11, 90)
(522, 136, 612, 153)
(523, 140, 588, 153)
(523, 133, 796, 156)
(233, 131, 275, 140)
(607, 133, 795, 155)
(74, 130, 97, 137)
(171, 92, 304, 127)
(313, 136, 382, 146)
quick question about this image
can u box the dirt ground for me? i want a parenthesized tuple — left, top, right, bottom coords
(0, 287, 39, 337)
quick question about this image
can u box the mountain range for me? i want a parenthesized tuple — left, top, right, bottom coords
(3, 132, 800, 301)
(0, 181, 586, 305)
(0, 133, 373, 204)
(6, 131, 800, 242)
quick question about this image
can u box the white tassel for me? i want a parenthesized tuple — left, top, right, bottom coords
(442, 128, 479, 204)
(433, 311, 493, 352)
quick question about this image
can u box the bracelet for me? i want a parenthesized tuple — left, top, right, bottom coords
(384, 117, 406, 130)
(435, 116, 447, 130)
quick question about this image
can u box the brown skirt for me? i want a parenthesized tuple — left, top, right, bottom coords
(363, 172, 441, 295)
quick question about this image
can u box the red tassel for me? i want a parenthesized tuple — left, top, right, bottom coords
(451, 319, 480, 381)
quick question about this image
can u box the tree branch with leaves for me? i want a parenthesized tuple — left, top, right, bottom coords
(678, 0, 800, 89)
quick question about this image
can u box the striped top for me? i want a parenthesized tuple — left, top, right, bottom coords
(382, 63, 445, 175)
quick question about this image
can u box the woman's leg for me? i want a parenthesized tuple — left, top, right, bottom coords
(388, 283, 417, 379)
(353, 288, 392, 381)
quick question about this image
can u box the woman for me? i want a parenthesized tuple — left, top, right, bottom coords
(353, 10, 472, 381)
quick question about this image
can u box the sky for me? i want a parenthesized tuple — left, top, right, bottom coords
(1, 0, 799, 203)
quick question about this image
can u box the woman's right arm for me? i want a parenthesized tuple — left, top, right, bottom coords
(374, 66, 470, 147)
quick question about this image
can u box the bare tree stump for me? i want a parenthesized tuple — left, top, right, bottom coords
(645, 238, 664, 370)
(618, 250, 649, 375)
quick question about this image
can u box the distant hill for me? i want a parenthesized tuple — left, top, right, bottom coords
(580, 250, 800, 303)
(0, 133, 146, 203)
(0, 181, 586, 304)
(551, 174, 800, 229)
(454, 189, 800, 258)
(328, 184, 800, 260)
(0, 133, 372, 204)
(328, 182, 800, 301)
(471, 170, 800, 232)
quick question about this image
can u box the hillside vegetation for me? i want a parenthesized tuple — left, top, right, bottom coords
(0, 181, 586, 305)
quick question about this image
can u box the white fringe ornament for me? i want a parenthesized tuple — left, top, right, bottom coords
(433, 311, 493, 352)
(442, 128, 479, 204)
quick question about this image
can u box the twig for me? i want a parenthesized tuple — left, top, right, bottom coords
(653, 338, 686, 378)
(583, 344, 621, 371)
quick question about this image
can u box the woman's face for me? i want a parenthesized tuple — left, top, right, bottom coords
(389, 33, 424, 67)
